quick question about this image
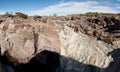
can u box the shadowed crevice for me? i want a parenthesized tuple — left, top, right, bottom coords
(33, 31, 39, 54)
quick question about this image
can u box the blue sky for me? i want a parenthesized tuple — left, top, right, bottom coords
(0, 0, 120, 16)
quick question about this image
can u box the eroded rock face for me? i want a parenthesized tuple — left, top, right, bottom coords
(54, 15, 120, 72)
(55, 20, 119, 72)
(0, 14, 120, 72)
(0, 17, 60, 63)
(0, 19, 35, 63)
(66, 16, 120, 45)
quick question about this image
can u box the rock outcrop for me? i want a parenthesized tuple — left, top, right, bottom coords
(55, 20, 113, 72)
(0, 13, 120, 72)
(54, 14, 120, 72)
(0, 16, 60, 63)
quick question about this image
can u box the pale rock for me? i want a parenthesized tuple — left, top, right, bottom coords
(0, 31, 5, 41)
(7, 23, 15, 33)
(0, 23, 4, 29)
(55, 21, 114, 72)
(0, 40, 10, 54)
(16, 26, 34, 40)
(0, 23, 35, 63)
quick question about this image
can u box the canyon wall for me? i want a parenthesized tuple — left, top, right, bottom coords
(0, 16, 60, 63)
(55, 21, 113, 72)
(54, 14, 120, 72)
(0, 14, 120, 72)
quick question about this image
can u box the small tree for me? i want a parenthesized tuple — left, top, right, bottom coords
(19, 14, 28, 19)
(53, 14, 57, 17)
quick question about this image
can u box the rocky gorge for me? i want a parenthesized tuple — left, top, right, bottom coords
(0, 13, 120, 72)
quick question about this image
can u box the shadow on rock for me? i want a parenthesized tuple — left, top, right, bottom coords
(1, 49, 120, 72)
(106, 48, 120, 72)
(60, 56, 105, 72)
(20, 50, 60, 72)
(0, 54, 15, 72)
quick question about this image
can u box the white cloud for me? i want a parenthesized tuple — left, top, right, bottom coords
(28, 1, 118, 16)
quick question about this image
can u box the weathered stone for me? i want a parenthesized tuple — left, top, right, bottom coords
(0, 13, 120, 72)
(0, 31, 5, 41)
(0, 16, 60, 63)
(55, 21, 114, 72)
(0, 40, 10, 54)
(7, 23, 15, 33)
(6, 29, 34, 63)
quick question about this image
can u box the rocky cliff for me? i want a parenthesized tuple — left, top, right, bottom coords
(0, 13, 120, 72)
(55, 14, 120, 72)
(0, 15, 60, 63)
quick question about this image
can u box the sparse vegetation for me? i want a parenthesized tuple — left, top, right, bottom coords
(15, 12, 28, 19)
(53, 14, 57, 17)
(85, 12, 100, 17)
(33, 15, 42, 20)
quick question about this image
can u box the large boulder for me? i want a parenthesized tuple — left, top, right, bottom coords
(0, 20, 35, 63)
(0, 17, 60, 63)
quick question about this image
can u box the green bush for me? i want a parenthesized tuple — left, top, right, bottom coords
(15, 12, 28, 19)
(85, 12, 100, 17)
(53, 14, 57, 17)
(19, 14, 28, 19)
(33, 15, 42, 20)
